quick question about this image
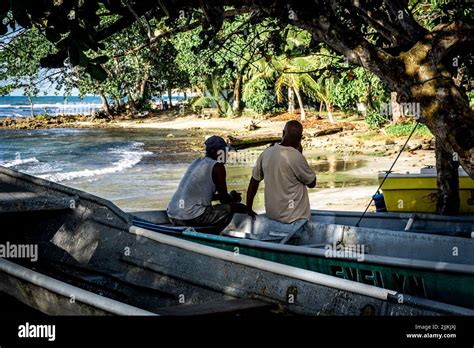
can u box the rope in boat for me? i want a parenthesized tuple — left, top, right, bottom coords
(355, 121, 420, 227)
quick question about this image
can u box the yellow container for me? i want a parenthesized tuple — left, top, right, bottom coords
(378, 168, 474, 214)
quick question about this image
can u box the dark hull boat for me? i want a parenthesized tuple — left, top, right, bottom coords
(1, 165, 472, 316)
(130, 210, 474, 311)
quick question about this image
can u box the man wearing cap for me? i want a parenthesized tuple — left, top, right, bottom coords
(167, 135, 247, 234)
(245, 120, 316, 243)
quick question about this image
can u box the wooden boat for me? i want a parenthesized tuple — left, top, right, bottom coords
(130, 210, 474, 310)
(379, 167, 474, 214)
(1, 165, 472, 316)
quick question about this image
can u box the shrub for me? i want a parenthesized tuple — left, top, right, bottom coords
(385, 122, 432, 137)
(242, 79, 277, 114)
(365, 110, 389, 129)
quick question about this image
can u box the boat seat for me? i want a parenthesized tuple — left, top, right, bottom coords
(221, 230, 251, 239)
(148, 298, 274, 316)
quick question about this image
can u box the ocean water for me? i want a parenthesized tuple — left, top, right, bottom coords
(0, 127, 199, 209)
(0, 95, 189, 118)
(0, 96, 103, 118)
(0, 127, 376, 211)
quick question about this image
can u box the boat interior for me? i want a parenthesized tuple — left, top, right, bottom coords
(130, 210, 474, 266)
(0, 168, 280, 316)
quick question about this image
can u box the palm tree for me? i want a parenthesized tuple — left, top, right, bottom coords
(311, 69, 337, 123)
(274, 55, 322, 121)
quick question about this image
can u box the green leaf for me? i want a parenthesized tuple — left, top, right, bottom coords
(45, 27, 61, 43)
(68, 44, 80, 66)
(90, 55, 109, 65)
(86, 63, 107, 81)
(68, 43, 89, 67)
(40, 52, 67, 68)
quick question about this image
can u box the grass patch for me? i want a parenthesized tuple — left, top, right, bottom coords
(356, 130, 379, 140)
(384, 122, 432, 137)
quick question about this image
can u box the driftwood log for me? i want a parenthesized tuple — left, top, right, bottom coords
(309, 127, 343, 137)
(228, 127, 344, 150)
(228, 135, 281, 150)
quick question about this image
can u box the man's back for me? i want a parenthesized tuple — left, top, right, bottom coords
(252, 144, 315, 223)
(167, 157, 217, 220)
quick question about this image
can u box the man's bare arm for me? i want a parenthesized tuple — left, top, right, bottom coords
(246, 177, 260, 218)
(212, 163, 232, 204)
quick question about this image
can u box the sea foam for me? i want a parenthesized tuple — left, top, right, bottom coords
(37, 142, 152, 182)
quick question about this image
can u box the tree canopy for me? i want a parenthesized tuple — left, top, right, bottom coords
(0, 0, 473, 182)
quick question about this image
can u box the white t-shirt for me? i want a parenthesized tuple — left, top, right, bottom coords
(167, 157, 217, 220)
(252, 144, 316, 223)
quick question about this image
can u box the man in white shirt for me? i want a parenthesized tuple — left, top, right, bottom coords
(246, 120, 316, 242)
(167, 136, 246, 234)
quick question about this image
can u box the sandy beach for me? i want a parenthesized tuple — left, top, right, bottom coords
(0, 111, 436, 213)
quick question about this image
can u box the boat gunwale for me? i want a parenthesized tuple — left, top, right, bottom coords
(131, 219, 474, 276)
(310, 209, 474, 224)
(0, 165, 130, 225)
(0, 258, 156, 316)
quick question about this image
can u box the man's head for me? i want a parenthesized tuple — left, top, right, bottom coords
(282, 120, 303, 147)
(205, 135, 232, 163)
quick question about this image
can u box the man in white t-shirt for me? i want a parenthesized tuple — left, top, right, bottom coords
(245, 120, 316, 242)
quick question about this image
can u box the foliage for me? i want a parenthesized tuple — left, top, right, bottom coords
(332, 67, 389, 113)
(0, 1, 471, 126)
(242, 78, 277, 114)
(191, 96, 217, 110)
(0, 27, 61, 96)
(385, 122, 433, 137)
(365, 111, 389, 129)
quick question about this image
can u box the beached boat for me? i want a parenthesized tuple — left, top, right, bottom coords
(1, 165, 472, 316)
(130, 210, 474, 310)
(379, 167, 474, 214)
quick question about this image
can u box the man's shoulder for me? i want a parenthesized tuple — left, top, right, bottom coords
(262, 143, 279, 155)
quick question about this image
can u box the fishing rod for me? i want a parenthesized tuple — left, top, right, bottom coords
(355, 121, 420, 227)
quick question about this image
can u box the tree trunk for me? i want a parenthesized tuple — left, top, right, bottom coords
(99, 92, 111, 116)
(390, 92, 401, 123)
(27, 96, 34, 117)
(114, 96, 122, 108)
(288, 87, 295, 114)
(137, 67, 150, 106)
(168, 88, 173, 107)
(325, 101, 335, 123)
(293, 88, 305, 120)
(435, 137, 460, 215)
(408, 64, 474, 180)
(232, 72, 242, 114)
(127, 90, 137, 112)
(318, 101, 323, 117)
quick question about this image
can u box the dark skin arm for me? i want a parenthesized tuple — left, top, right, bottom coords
(212, 163, 232, 204)
(296, 142, 316, 188)
(246, 177, 260, 219)
(212, 163, 246, 214)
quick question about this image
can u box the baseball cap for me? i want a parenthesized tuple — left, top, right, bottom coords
(205, 135, 235, 151)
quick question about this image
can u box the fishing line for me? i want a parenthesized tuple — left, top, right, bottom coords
(355, 121, 420, 227)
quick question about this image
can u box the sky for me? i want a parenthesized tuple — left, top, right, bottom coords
(6, 86, 81, 97)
